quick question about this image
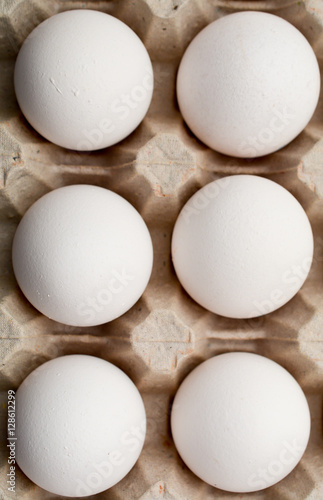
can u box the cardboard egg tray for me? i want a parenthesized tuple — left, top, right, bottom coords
(1, 0, 323, 498)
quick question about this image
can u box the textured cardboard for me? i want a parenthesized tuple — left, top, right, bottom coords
(0, 0, 323, 499)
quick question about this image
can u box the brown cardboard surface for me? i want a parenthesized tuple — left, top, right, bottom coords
(0, 0, 323, 499)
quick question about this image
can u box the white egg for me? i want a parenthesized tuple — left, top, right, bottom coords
(171, 352, 310, 493)
(12, 185, 153, 326)
(171, 175, 313, 319)
(15, 355, 146, 497)
(14, 10, 153, 151)
(177, 11, 320, 158)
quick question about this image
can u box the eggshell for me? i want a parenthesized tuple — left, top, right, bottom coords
(15, 355, 146, 496)
(14, 9, 153, 150)
(177, 11, 320, 158)
(171, 175, 313, 318)
(171, 352, 311, 493)
(12, 185, 153, 326)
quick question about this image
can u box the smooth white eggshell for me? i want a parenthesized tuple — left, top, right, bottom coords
(171, 175, 313, 318)
(14, 10, 153, 150)
(171, 352, 311, 492)
(177, 11, 320, 158)
(12, 184, 153, 326)
(16, 355, 146, 496)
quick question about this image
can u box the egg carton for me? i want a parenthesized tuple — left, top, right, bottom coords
(1, 0, 323, 499)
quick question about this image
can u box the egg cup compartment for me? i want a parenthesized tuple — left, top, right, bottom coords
(1, 0, 323, 499)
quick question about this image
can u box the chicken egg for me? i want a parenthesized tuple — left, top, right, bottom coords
(12, 184, 153, 326)
(15, 355, 146, 496)
(171, 352, 310, 492)
(171, 175, 313, 319)
(14, 9, 153, 150)
(177, 11, 320, 158)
